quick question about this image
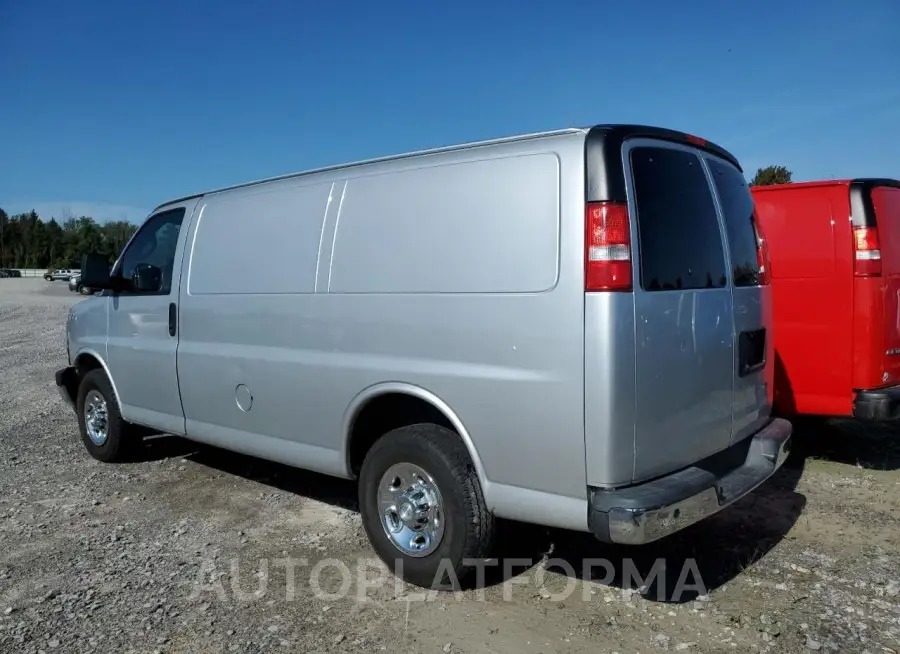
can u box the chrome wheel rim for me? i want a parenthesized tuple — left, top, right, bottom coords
(377, 463, 445, 557)
(84, 390, 109, 446)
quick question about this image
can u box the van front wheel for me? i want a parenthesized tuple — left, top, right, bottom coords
(76, 369, 137, 463)
(359, 423, 495, 590)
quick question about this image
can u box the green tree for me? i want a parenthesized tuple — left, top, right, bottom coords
(0, 208, 9, 267)
(750, 165, 793, 186)
(0, 208, 137, 269)
(100, 221, 136, 263)
(45, 219, 63, 266)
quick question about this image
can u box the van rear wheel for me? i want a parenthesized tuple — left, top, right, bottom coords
(76, 369, 139, 463)
(359, 423, 495, 590)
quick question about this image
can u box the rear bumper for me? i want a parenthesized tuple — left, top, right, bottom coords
(588, 417, 792, 545)
(55, 366, 78, 409)
(853, 384, 900, 421)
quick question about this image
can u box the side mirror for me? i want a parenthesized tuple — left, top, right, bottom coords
(132, 263, 162, 292)
(80, 253, 113, 290)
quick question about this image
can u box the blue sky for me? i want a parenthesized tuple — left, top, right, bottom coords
(1, 0, 897, 223)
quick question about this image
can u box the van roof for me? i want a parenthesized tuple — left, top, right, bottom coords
(153, 124, 740, 212)
(751, 178, 900, 193)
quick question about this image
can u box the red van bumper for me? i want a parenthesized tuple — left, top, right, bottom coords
(853, 384, 900, 421)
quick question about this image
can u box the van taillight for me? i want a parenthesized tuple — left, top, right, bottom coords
(752, 215, 771, 285)
(585, 202, 632, 291)
(853, 226, 882, 277)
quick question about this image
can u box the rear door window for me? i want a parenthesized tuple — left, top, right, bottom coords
(707, 158, 762, 286)
(630, 146, 727, 291)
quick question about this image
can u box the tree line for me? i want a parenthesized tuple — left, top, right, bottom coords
(0, 208, 137, 270)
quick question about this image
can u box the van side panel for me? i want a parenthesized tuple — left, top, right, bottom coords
(328, 154, 560, 294)
(177, 180, 347, 476)
(752, 184, 854, 416)
(187, 180, 333, 295)
(320, 142, 589, 519)
(178, 133, 591, 530)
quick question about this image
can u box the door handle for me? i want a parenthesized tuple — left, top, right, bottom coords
(168, 302, 177, 337)
(738, 328, 766, 377)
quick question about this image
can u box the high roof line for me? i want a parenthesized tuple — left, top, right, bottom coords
(153, 127, 586, 212)
(153, 123, 740, 213)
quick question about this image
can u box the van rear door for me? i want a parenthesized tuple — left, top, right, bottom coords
(865, 182, 900, 385)
(627, 141, 735, 482)
(705, 157, 773, 443)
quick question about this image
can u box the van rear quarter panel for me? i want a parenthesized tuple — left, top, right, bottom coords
(177, 133, 591, 530)
(752, 184, 854, 415)
(872, 187, 900, 387)
(853, 185, 900, 390)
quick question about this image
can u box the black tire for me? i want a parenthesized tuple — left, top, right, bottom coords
(44, 276, 52, 281)
(76, 369, 138, 463)
(359, 423, 495, 590)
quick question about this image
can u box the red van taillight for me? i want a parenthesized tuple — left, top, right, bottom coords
(853, 226, 882, 277)
(585, 202, 632, 291)
(752, 215, 771, 285)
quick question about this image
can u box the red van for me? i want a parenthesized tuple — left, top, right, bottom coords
(751, 179, 900, 420)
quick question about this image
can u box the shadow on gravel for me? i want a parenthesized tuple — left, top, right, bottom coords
(504, 417, 900, 601)
(140, 433, 202, 461)
(132, 432, 806, 603)
(786, 416, 900, 471)
(482, 460, 806, 603)
(138, 435, 360, 513)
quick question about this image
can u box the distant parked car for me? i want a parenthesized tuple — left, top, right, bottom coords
(0, 268, 22, 278)
(45, 268, 77, 281)
(68, 273, 93, 295)
(0, 269, 8, 278)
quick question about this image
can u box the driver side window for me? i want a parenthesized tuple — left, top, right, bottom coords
(117, 208, 186, 294)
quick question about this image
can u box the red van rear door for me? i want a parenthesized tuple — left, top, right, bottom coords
(871, 184, 900, 385)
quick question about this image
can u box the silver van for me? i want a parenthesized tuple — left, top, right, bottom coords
(56, 125, 791, 589)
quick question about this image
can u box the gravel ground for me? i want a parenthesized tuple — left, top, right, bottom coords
(1, 277, 899, 653)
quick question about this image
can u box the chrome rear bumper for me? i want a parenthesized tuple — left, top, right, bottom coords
(588, 417, 792, 545)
